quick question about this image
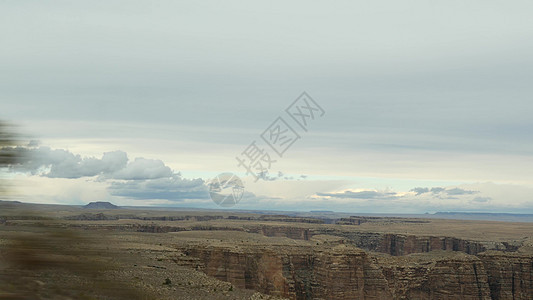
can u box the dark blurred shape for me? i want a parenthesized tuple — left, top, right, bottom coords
(0, 226, 148, 299)
(0, 121, 29, 199)
(0, 123, 149, 298)
(0, 121, 25, 167)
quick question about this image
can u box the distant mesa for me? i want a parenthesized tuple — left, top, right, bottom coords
(83, 201, 119, 209)
(0, 200, 22, 204)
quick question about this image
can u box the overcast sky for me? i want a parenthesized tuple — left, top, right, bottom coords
(1, 1, 533, 213)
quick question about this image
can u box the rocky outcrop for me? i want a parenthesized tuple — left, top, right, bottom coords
(52, 218, 521, 257)
(249, 225, 312, 241)
(136, 224, 245, 233)
(62, 213, 321, 223)
(177, 242, 533, 300)
(335, 216, 430, 226)
(247, 225, 517, 256)
(83, 201, 118, 209)
(478, 251, 533, 299)
(377, 253, 493, 299)
(312, 230, 517, 256)
(378, 234, 488, 256)
(182, 244, 392, 299)
(258, 215, 324, 224)
(64, 213, 119, 221)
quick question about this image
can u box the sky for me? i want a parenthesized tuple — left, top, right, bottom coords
(1, 1, 533, 213)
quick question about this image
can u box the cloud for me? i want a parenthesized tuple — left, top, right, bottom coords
(108, 176, 208, 201)
(410, 186, 479, 197)
(411, 187, 429, 195)
(7, 146, 176, 181)
(27, 140, 40, 147)
(256, 170, 303, 181)
(308, 184, 498, 213)
(99, 151, 129, 174)
(308, 183, 494, 213)
(430, 187, 445, 194)
(108, 157, 172, 180)
(241, 191, 283, 203)
(316, 190, 399, 200)
(445, 188, 478, 196)
(4, 145, 211, 203)
(5, 146, 127, 178)
(472, 196, 492, 203)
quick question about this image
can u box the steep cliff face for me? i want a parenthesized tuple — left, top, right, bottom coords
(249, 225, 311, 241)
(377, 253, 493, 299)
(287, 247, 392, 299)
(178, 242, 532, 300)
(62, 219, 530, 299)
(183, 244, 392, 300)
(185, 247, 288, 296)
(478, 251, 533, 300)
(256, 226, 516, 256)
(427, 258, 491, 300)
(70, 220, 518, 257)
(377, 234, 490, 256)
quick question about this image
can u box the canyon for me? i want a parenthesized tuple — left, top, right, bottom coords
(1, 202, 532, 299)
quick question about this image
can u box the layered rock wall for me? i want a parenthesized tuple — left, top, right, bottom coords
(179, 244, 533, 299)
(183, 245, 392, 299)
